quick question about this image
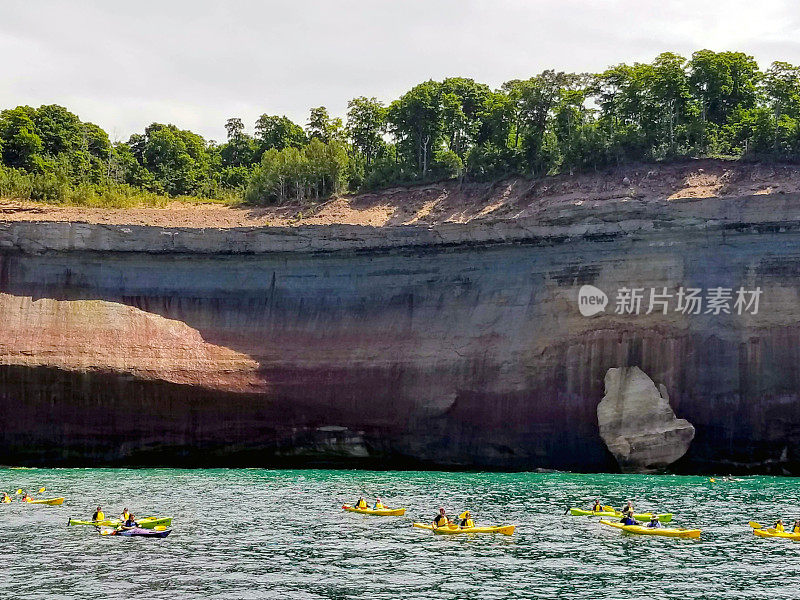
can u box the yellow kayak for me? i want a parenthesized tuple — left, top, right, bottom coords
(25, 497, 64, 506)
(600, 519, 700, 538)
(412, 522, 515, 535)
(753, 528, 800, 540)
(342, 505, 406, 516)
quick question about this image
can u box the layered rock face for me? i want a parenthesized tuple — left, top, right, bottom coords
(598, 367, 695, 472)
(1, 192, 800, 472)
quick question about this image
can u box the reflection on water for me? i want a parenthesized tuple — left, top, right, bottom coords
(1, 469, 799, 599)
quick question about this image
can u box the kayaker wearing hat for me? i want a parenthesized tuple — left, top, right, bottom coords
(774, 519, 785, 533)
(646, 514, 661, 529)
(373, 498, 385, 509)
(433, 507, 449, 528)
(355, 497, 368, 509)
(92, 506, 105, 522)
(459, 511, 475, 528)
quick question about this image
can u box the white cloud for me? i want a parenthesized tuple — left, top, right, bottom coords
(1, 0, 798, 141)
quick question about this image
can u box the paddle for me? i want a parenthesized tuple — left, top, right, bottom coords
(749, 521, 762, 529)
(38, 487, 45, 494)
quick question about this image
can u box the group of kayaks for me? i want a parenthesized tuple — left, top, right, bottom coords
(342, 501, 516, 536)
(570, 502, 800, 541)
(3, 489, 173, 539)
(68, 516, 173, 537)
(2, 488, 64, 505)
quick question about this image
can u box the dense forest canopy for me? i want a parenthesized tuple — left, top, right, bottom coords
(1, 50, 799, 206)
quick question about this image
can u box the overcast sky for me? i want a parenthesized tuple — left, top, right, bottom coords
(2, 0, 799, 142)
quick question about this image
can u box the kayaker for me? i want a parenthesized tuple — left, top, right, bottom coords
(122, 514, 138, 529)
(22, 493, 31, 503)
(620, 501, 634, 517)
(592, 499, 603, 512)
(620, 514, 637, 526)
(92, 506, 105, 522)
(355, 497, 368, 509)
(792, 520, 800, 534)
(373, 498, 385, 509)
(1, 492, 10, 503)
(646, 514, 661, 529)
(120, 508, 130, 522)
(459, 511, 475, 528)
(774, 519, 785, 533)
(433, 507, 449, 528)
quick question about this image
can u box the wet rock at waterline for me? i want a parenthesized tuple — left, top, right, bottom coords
(598, 367, 695, 473)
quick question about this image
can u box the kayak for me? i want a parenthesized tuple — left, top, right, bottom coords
(25, 497, 64, 506)
(600, 519, 701, 539)
(412, 522, 515, 536)
(103, 527, 171, 538)
(69, 516, 172, 529)
(753, 528, 800, 540)
(342, 505, 406, 516)
(570, 508, 672, 523)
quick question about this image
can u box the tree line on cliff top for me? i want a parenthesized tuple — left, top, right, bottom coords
(1, 50, 800, 206)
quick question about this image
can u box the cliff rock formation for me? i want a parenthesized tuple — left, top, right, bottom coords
(1, 161, 800, 473)
(598, 367, 695, 473)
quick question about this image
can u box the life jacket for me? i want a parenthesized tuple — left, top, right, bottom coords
(649, 520, 660, 528)
(93, 511, 105, 521)
(124, 518, 136, 528)
(120, 512, 130, 521)
(1, 495, 10, 503)
(374, 502, 385, 509)
(460, 518, 475, 528)
(775, 522, 785, 532)
(356, 499, 367, 508)
(793, 525, 800, 534)
(593, 505, 602, 512)
(433, 514, 448, 527)
(622, 516, 635, 526)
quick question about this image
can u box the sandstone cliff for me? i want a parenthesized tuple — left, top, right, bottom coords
(1, 161, 800, 473)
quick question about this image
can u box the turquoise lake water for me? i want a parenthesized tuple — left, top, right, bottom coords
(1, 469, 799, 599)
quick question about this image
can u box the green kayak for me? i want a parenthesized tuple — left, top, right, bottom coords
(68, 516, 172, 529)
(569, 509, 672, 523)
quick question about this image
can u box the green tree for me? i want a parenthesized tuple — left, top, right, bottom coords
(388, 80, 444, 178)
(0, 106, 43, 170)
(254, 114, 307, 155)
(346, 96, 386, 165)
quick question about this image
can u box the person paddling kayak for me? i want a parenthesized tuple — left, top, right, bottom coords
(647, 514, 661, 529)
(21, 493, 31, 503)
(121, 514, 138, 529)
(92, 506, 105, 522)
(373, 498, 385, 509)
(793, 520, 800, 534)
(433, 507, 449, 528)
(1, 492, 11, 503)
(355, 497, 368, 509)
(120, 508, 130, 522)
(459, 511, 475, 528)
(592, 499, 603, 512)
(774, 519, 785, 533)
(620, 501, 634, 517)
